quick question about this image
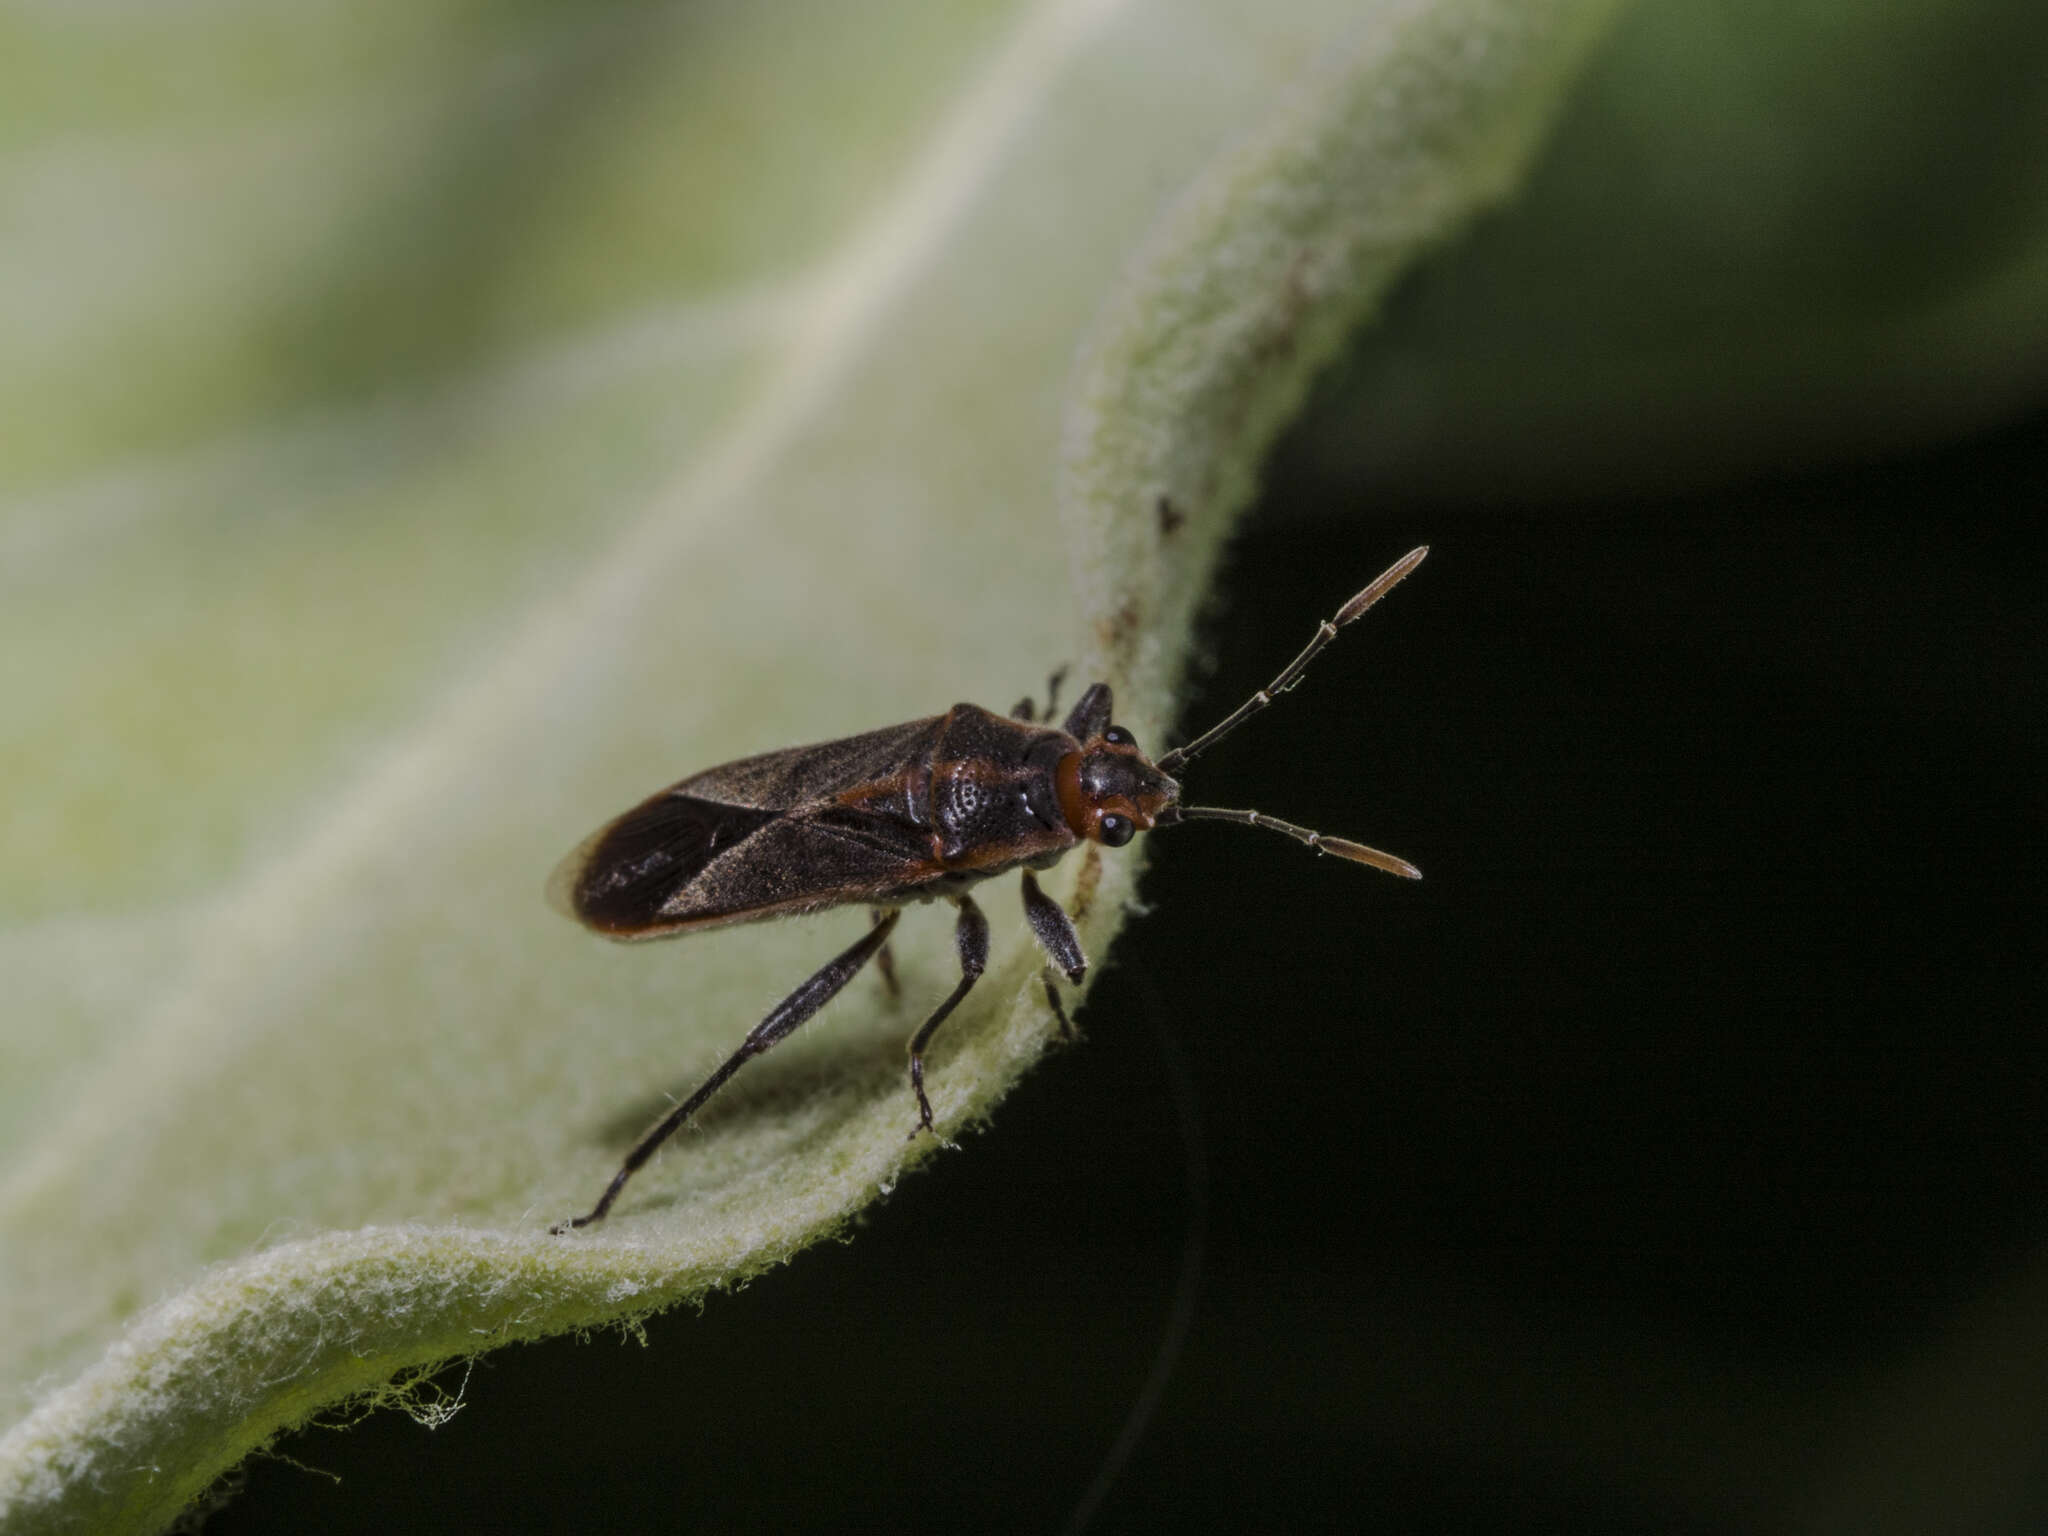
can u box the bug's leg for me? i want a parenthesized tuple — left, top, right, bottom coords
(1020, 871, 1086, 982)
(555, 910, 902, 1232)
(1061, 682, 1113, 741)
(1010, 666, 1069, 724)
(1040, 666, 1067, 725)
(907, 895, 990, 1137)
(870, 907, 901, 999)
(1039, 975, 1075, 1041)
(1020, 869, 1085, 1041)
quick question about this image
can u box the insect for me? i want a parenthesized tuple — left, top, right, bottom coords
(548, 546, 1428, 1229)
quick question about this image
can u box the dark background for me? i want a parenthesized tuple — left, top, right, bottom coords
(207, 403, 2046, 1532)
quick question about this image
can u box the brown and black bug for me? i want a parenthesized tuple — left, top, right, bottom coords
(548, 546, 1428, 1229)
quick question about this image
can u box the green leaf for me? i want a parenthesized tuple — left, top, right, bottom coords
(0, 0, 1622, 1529)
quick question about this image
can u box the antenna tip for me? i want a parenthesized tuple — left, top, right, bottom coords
(1387, 546, 1429, 582)
(1319, 837, 1423, 880)
(1335, 546, 1431, 626)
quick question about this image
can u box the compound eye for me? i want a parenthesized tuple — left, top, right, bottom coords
(1103, 726, 1135, 748)
(1098, 812, 1136, 847)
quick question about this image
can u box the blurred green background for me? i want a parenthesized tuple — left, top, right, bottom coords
(6, 0, 2045, 1529)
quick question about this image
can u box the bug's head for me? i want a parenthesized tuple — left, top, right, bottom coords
(1052, 549, 1430, 879)
(1056, 701, 1179, 849)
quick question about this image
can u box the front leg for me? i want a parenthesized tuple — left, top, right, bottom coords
(869, 906, 901, 999)
(1009, 666, 1069, 723)
(906, 894, 990, 1135)
(1020, 869, 1085, 1040)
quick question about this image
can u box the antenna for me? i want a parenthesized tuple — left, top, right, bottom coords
(1165, 805, 1420, 879)
(1156, 547, 1427, 777)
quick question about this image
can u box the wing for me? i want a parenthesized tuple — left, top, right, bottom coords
(548, 717, 947, 939)
(676, 717, 945, 811)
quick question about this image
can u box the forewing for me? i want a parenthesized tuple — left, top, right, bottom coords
(677, 717, 944, 811)
(642, 809, 941, 934)
(550, 715, 948, 938)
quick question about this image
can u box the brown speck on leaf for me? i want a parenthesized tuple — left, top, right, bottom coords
(1247, 252, 1312, 370)
(1093, 599, 1143, 664)
(1156, 495, 1186, 536)
(1212, 250, 1316, 459)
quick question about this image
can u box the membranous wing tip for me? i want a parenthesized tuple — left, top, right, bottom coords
(548, 792, 781, 936)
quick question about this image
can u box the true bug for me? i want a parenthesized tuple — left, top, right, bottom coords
(548, 546, 1428, 1229)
